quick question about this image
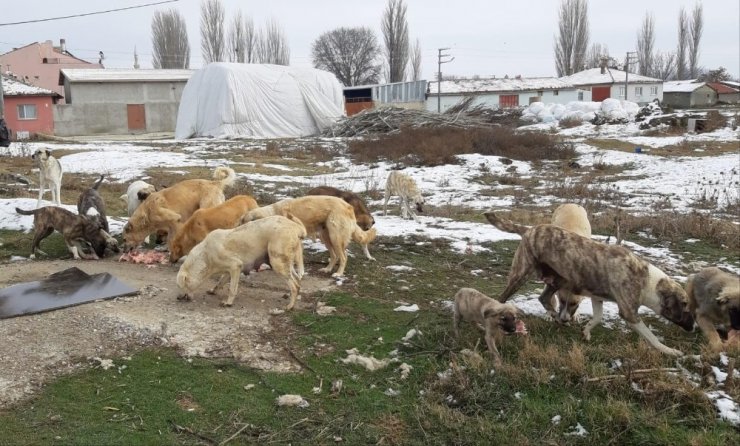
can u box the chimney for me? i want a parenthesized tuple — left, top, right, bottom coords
(599, 57, 608, 74)
(60, 39, 66, 53)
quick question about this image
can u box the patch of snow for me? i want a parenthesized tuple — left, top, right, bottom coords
(705, 391, 740, 425)
(393, 304, 419, 312)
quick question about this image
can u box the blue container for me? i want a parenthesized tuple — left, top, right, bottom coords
(635, 147, 642, 153)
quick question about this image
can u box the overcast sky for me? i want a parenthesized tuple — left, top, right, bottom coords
(1, 0, 737, 80)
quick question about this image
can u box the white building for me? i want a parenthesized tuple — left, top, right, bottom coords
(560, 67, 663, 105)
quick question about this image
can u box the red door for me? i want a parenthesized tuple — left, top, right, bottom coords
(127, 104, 146, 131)
(592, 86, 610, 102)
(499, 95, 519, 108)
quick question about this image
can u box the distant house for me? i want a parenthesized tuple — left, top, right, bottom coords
(0, 39, 102, 104)
(343, 80, 427, 116)
(425, 76, 577, 112)
(560, 67, 663, 105)
(662, 80, 716, 108)
(56, 68, 192, 136)
(1, 74, 61, 139)
(707, 82, 739, 104)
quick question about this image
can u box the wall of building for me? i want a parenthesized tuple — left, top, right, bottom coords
(608, 83, 663, 104)
(54, 81, 187, 136)
(689, 86, 717, 107)
(425, 89, 581, 112)
(3, 96, 55, 138)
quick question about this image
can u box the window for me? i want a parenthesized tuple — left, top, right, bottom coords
(618, 86, 626, 98)
(635, 86, 643, 96)
(553, 90, 559, 96)
(17, 104, 37, 120)
(650, 86, 658, 95)
(578, 91, 584, 101)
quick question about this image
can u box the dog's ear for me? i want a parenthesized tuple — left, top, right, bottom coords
(137, 190, 152, 201)
(657, 278, 695, 331)
(483, 307, 499, 319)
(45, 149, 51, 157)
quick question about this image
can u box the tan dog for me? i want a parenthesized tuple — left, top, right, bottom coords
(383, 171, 424, 221)
(176, 215, 306, 310)
(243, 196, 377, 277)
(169, 195, 259, 263)
(485, 211, 694, 356)
(453, 288, 523, 363)
(122, 167, 236, 250)
(307, 186, 376, 260)
(32, 148, 63, 207)
(686, 267, 740, 352)
(549, 204, 592, 323)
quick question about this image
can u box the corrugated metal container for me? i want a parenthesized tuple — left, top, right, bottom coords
(373, 80, 427, 103)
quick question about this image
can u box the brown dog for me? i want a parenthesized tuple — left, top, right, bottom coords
(549, 204, 592, 323)
(453, 288, 523, 363)
(16, 206, 117, 260)
(176, 214, 306, 310)
(686, 267, 740, 352)
(243, 196, 376, 277)
(485, 211, 694, 356)
(169, 195, 259, 263)
(122, 167, 236, 250)
(307, 186, 376, 260)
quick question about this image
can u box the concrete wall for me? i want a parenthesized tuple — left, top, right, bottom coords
(54, 81, 187, 136)
(662, 85, 716, 109)
(425, 89, 581, 112)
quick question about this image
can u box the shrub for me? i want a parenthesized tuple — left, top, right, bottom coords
(703, 110, 728, 132)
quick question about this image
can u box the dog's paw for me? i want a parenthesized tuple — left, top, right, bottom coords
(582, 330, 592, 342)
(220, 301, 234, 307)
(176, 293, 191, 301)
(319, 266, 332, 274)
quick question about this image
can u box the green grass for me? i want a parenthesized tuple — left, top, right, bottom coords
(1, 237, 737, 444)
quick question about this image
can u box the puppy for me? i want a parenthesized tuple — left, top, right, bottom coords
(123, 167, 235, 250)
(307, 186, 376, 260)
(169, 195, 259, 263)
(32, 148, 63, 207)
(686, 267, 740, 352)
(383, 171, 424, 221)
(243, 196, 377, 277)
(77, 174, 109, 233)
(453, 288, 522, 363)
(485, 211, 694, 356)
(120, 180, 156, 217)
(176, 214, 306, 310)
(15, 206, 117, 260)
(549, 204, 592, 323)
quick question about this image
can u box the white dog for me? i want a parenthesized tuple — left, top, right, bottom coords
(120, 180, 156, 217)
(32, 148, 63, 207)
(383, 171, 425, 221)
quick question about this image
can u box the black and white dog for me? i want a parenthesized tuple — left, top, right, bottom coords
(77, 174, 109, 233)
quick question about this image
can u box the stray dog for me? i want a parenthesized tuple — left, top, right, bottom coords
(243, 196, 377, 277)
(123, 167, 236, 250)
(383, 171, 424, 221)
(16, 206, 117, 260)
(453, 288, 524, 363)
(549, 204, 592, 323)
(77, 174, 109, 233)
(686, 267, 740, 351)
(32, 148, 63, 207)
(484, 211, 694, 356)
(307, 186, 376, 260)
(120, 180, 156, 217)
(169, 195, 259, 263)
(176, 215, 306, 310)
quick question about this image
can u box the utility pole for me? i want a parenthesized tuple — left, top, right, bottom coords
(437, 48, 454, 113)
(623, 51, 636, 102)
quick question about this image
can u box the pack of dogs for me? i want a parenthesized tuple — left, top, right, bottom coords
(14, 148, 740, 358)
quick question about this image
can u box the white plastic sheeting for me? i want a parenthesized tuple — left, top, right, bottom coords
(175, 63, 345, 139)
(521, 99, 639, 124)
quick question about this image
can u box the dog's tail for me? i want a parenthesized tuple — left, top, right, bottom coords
(92, 174, 105, 190)
(483, 211, 529, 235)
(352, 226, 377, 245)
(15, 207, 37, 215)
(212, 166, 236, 189)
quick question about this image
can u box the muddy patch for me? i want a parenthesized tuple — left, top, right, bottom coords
(0, 258, 335, 408)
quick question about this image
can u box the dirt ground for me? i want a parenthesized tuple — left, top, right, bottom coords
(0, 258, 335, 408)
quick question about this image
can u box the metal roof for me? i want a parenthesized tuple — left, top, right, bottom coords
(663, 80, 706, 93)
(427, 77, 573, 95)
(60, 68, 193, 83)
(560, 68, 662, 85)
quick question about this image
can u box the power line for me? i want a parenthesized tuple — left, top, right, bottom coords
(0, 0, 179, 27)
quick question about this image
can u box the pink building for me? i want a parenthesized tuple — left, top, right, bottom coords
(0, 39, 102, 104)
(2, 74, 61, 138)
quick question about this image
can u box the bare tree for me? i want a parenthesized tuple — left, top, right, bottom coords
(698, 67, 733, 82)
(636, 12, 655, 76)
(585, 42, 609, 68)
(650, 51, 676, 80)
(200, 0, 225, 64)
(244, 16, 256, 63)
(676, 7, 689, 80)
(151, 9, 190, 68)
(688, 3, 703, 78)
(256, 19, 290, 65)
(408, 38, 422, 81)
(311, 27, 380, 86)
(381, 0, 409, 82)
(227, 10, 245, 62)
(554, 0, 590, 76)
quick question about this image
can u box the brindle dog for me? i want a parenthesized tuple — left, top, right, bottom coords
(77, 174, 110, 233)
(484, 211, 694, 357)
(16, 206, 115, 260)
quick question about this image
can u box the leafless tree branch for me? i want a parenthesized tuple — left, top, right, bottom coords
(256, 18, 290, 65)
(151, 8, 190, 69)
(637, 12, 655, 76)
(688, 3, 703, 78)
(200, 0, 225, 64)
(409, 38, 422, 81)
(554, 0, 590, 76)
(381, 0, 409, 82)
(311, 27, 380, 86)
(676, 7, 689, 80)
